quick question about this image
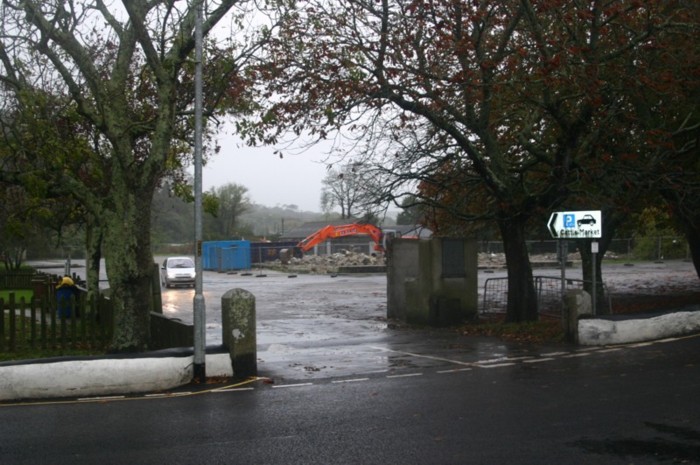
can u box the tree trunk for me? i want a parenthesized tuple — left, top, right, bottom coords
(678, 216, 700, 281)
(665, 195, 700, 280)
(102, 183, 156, 352)
(84, 220, 103, 306)
(576, 210, 622, 315)
(4, 246, 24, 270)
(498, 217, 538, 322)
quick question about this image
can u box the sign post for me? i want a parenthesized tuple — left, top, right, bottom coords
(557, 240, 568, 300)
(591, 241, 599, 316)
(548, 210, 602, 315)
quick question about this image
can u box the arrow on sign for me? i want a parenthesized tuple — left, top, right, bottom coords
(548, 213, 558, 238)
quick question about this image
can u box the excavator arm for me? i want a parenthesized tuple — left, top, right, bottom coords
(297, 223, 385, 253)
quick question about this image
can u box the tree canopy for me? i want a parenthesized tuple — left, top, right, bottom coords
(0, 1, 273, 350)
(205, 182, 252, 239)
(244, 0, 699, 321)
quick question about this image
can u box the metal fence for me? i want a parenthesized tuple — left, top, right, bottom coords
(478, 236, 687, 260)
(301, 240, 379, 256)
(482, 276, 610, 317)
(251, 243, 303, 264)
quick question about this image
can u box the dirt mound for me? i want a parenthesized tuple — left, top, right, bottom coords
(277, 250, 385, 274)
(273, 251, 548, 274)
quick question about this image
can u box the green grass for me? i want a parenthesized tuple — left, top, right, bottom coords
(1, 308, 107, 363)
(0, 289, 34, 303)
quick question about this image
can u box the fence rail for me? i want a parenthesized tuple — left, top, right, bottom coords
(478, 236, 688, 261)
(0, 270, 37, 290)
(1, 269, 192, 355)
(482, 276, 610, 317)
(1, 293, 113, 353)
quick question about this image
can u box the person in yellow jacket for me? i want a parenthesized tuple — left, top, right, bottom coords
(55, 276, 79, 319)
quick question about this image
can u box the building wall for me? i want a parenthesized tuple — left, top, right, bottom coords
(387, 238, 478, 325)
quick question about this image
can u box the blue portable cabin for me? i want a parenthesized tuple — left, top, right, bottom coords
(202, 240, 251, 271)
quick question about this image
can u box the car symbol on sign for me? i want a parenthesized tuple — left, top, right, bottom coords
(577, 214, 597, 227)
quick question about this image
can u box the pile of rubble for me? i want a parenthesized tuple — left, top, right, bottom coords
(267, 250, 582, 274)
(280, 250, 385, 274)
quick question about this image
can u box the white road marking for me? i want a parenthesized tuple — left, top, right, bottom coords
(211, 387, 255, 393)
(437, 367, 473, 374)
(562, 352, 591, 358)
(386, 373, 423, 379)
(475, 362, 516, 368)
(272, 383, 314, 389)
(478, 356, 534, 364)
(332, 378, 369, 384)
(78, 395, 125, 402)
(369, 346, 473, 367)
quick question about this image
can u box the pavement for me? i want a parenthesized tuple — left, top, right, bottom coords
(1, 260, 699, 402)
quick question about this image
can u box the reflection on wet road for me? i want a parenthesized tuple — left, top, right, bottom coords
(30, 258, 700, 383)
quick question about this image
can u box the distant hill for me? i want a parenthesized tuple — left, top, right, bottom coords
(239, 204, 401, 239)
(238, 204, 332, 238)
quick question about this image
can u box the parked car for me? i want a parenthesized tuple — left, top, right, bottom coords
(161, 256, 196, 288)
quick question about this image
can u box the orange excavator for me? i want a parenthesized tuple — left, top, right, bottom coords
(297, 223, 386, 253)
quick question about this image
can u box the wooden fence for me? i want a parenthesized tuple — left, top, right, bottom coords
(0, 270, 38, 289)
(1, 270, 193, 354)
(0, 292, 113, 353)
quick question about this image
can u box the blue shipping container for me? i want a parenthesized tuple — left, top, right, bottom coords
(202, 240, 251, 271)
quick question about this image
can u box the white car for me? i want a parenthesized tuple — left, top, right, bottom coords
(161, 256, 196, 288)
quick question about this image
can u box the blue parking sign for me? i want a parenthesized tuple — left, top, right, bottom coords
(564, 214, 575, 229)
(548, 210, 602, 238)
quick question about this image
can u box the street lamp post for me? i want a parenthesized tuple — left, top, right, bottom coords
(192, 0, 206, 383)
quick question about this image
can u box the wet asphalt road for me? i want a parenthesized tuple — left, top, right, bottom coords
(31, 258, 700, 383)
(1, 333, 699, 464)
(5, 260, 699, 463)
(163, 267, 545, 382)
(160, 260, 699, 383)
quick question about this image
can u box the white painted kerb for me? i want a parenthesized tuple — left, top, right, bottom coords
(579, 310, 700, 346)
(0, 353, 232, 401)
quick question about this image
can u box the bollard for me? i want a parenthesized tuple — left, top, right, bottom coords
(221, 288, 257, 377)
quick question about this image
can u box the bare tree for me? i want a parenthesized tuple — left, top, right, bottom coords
(248, 0, 691, 322)
(0, 1, 271, 350)
(320, 162, 379, 219)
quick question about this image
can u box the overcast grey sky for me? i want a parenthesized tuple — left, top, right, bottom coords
(199, 133, 332, 212)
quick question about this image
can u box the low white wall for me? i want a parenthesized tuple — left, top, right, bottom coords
(0, 353, 232, 401)
(579, 310, 700, 346)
